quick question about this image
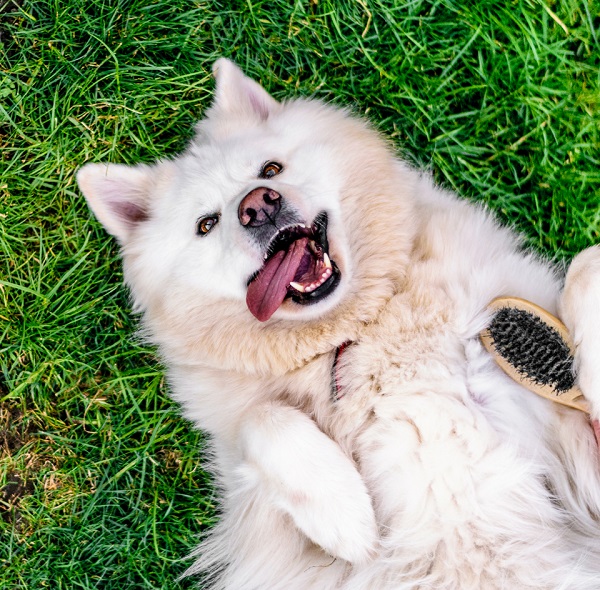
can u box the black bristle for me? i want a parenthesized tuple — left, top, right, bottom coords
(488, 308, 576, 393)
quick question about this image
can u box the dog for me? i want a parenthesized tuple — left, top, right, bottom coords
(77, 59, 600, 589)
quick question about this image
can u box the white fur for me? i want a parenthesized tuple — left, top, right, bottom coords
(561, 246, 600, 421)
(78, 60, 600, 589)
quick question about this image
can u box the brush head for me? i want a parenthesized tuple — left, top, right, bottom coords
(487, 306, 576, 393)
(481, 297, 589, 413)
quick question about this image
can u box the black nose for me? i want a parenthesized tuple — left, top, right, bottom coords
(238, 187, 282, 227)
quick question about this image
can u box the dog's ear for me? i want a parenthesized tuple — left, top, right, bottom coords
(210, 58, 279, 120)
(77, 163, 154, 244)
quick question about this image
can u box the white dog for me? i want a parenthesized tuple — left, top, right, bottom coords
(77, 59, 600, 589)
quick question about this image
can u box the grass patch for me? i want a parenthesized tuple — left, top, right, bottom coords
(1, 0, 598, 587)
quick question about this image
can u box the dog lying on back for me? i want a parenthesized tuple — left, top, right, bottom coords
(78, 59, 600, 589)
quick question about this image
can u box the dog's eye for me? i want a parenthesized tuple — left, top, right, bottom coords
(196, 214, 219, 236)
(260, 161, 283, 179)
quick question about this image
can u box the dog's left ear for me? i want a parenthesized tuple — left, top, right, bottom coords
(210, 58, 279, 120)
(77, 162, 155, 244)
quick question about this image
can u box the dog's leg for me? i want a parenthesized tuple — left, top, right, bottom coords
(239, 402, 378, 564)
(560, 245, 600, 421)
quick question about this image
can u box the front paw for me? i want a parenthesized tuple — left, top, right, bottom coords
(560, 245, 600, 419)
(241, 403, 378, 563)
(277, 460, 379, 564)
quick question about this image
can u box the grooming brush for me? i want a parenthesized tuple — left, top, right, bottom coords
(480, 297, 589, 413)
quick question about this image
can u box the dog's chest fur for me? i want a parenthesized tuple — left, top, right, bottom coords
(284, 274, 478, 451)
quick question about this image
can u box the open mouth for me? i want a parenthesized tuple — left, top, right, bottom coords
(246, 212, 341, 321)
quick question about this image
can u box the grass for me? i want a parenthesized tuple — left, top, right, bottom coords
(1, 0, 598, 587)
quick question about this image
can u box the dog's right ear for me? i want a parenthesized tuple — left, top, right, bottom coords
(77, 163, 153, 244)
(210, 58, 279, 121)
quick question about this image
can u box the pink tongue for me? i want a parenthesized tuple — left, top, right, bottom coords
(246, 237, 308, 322)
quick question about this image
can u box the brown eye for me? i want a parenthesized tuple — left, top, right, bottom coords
(260, 161, 283, 179)
(196, 214, 219, 236)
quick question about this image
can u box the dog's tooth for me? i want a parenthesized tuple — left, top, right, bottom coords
(289, 281, 305, 293)
(323, 253, 332, 269)
(320, 268, 331, 282)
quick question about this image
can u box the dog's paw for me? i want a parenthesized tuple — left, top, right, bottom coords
(240, 403, 378, 564)
(560, 245, 600, 419)
(282, 464, 379, 564)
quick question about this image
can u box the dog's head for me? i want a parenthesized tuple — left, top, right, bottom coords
(78, 60, 415, 373)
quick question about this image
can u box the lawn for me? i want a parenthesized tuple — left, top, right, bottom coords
(1, 0, 598, 588)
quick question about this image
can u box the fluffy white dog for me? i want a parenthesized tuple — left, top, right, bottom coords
(77, 59, 600, 589)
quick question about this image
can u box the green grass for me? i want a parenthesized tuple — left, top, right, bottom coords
(1, 0, 598, 587)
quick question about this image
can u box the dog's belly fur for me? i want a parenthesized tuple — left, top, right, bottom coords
(321, 316, 568, 588)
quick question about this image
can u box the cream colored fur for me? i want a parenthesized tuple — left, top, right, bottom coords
(77, 59, 600, 589)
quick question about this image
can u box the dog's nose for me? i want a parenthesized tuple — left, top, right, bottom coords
(238, 187, 282, 227)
